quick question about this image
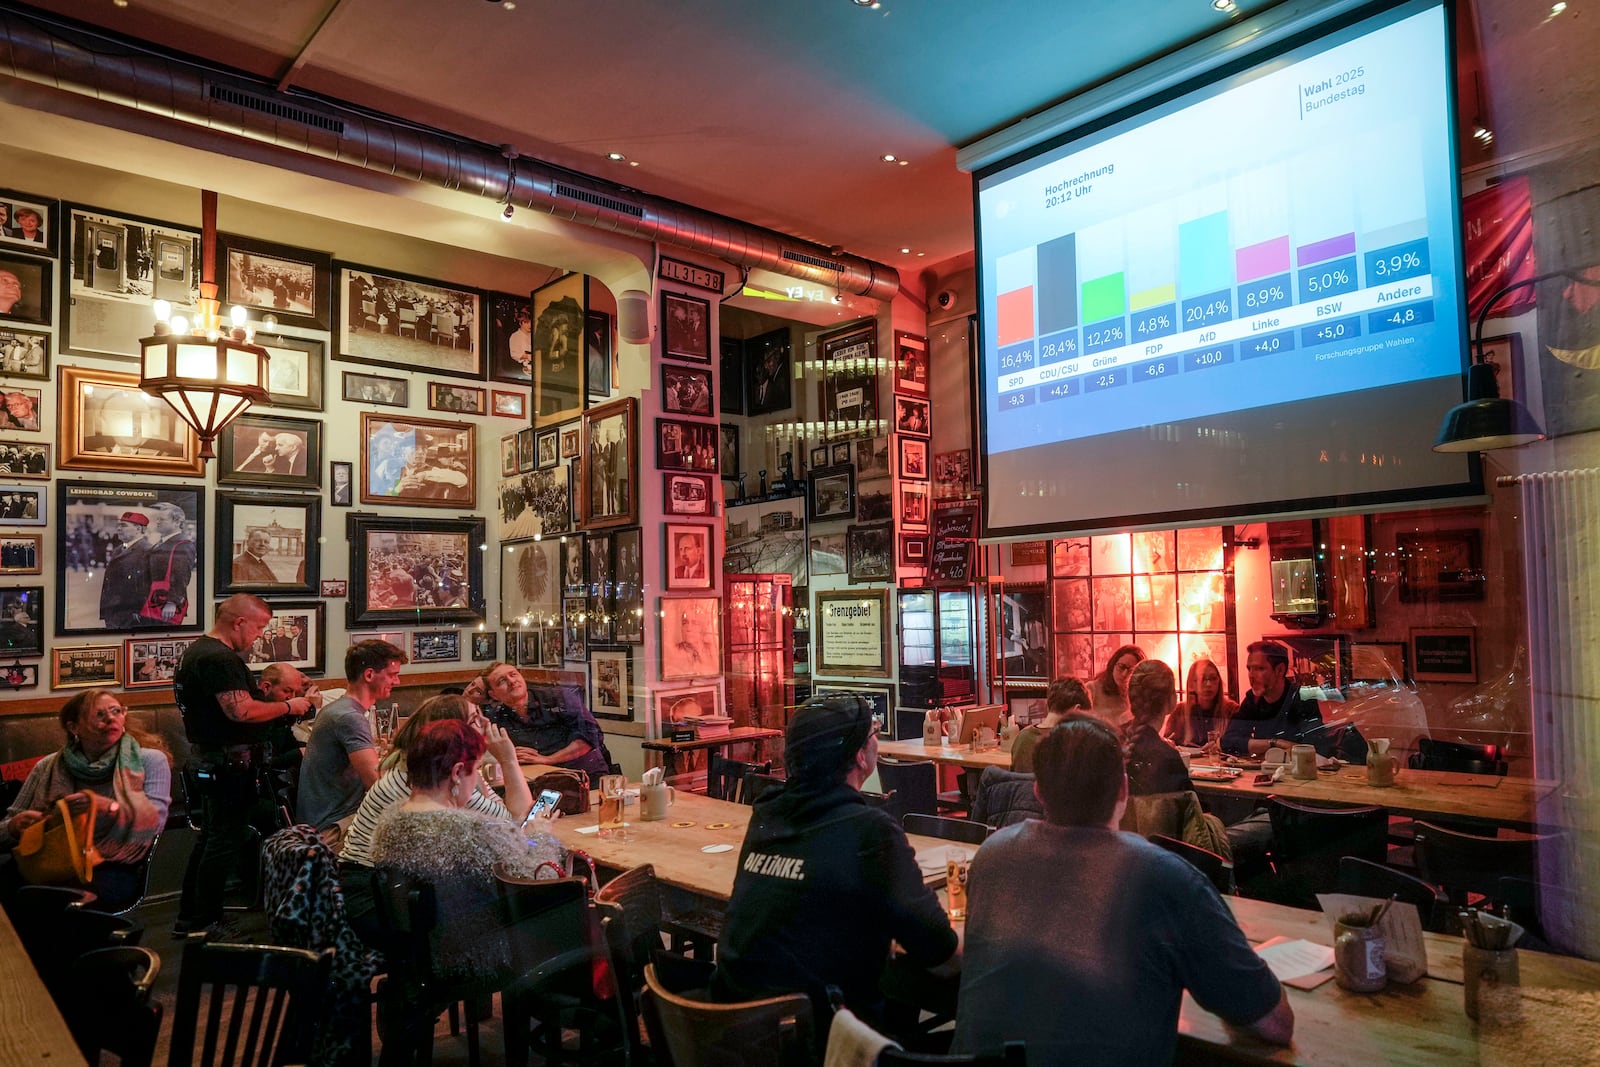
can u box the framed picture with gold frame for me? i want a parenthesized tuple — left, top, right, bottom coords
(56, 365, 204, 477)
(815, 588, 889, 677)
(359, 412, 477, 509)
(52, 645, 122, 689)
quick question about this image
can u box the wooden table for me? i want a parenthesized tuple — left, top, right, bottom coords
(640, 726, 784, 779)
(0, 902, 86, 1067)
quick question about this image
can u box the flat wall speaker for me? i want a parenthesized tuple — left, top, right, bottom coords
(618, 289, 652, 344)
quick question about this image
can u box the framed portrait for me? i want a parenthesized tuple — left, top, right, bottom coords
(560, 425, 580, 459)
(0, 440, 49, 479)
(933, 448, 973, 498)
(501, 538, 560, 626)
(0, 533, 42, 574)
(499, 434, 519, 478)
(661, 363, 713, 417)
(900, 535, 929, 567)
(57, 365, 203, 476)
(217, 412, 323, 490)
(472, 631, 498, 662)
(320, 580, 347, 597)
(587, 532, 613, 594)
(330, 461, 354, 507)
(427, 381, 487, 416)
(530, 272, 587, 423)
(808, 445, 828, 470)
(335, 263, 483, 380)
(1397, 530, 1485, 601)
(0, 483, 46, 525)
(0, 663, 39, 689)
(897, 437, 929, 481)
(663, 472, 715, 517)
(656, 417, 718, 474)
(720, 337, 745, 416)
(808, 464, 856, 522)
(659, 595, 721, 681)
(846, 523, 894, 584)
(586, 310, 612, 400)
(500, 464, 570, 540)
(856, 483, 892, 524)
(541, 620, 563, 668)
(536, 428, 560, 469)
(551, 535, 583, 599)
(588, 592, 613, 644)
(64, 204, 199, 358)
(992, 583, 1051, 681)
(613, 527, 643, 645)
(663, 523, 713, 592)
(0, 326, 50, 380)
(515, 628, 542, 668)
(411, 629, 460, 663)
(719, 424, 739, 481)
(818, 322, 879, 429)
(345, 512, 486, 627)
(810, 530, 847, 576)
(582, 397, 639, 529)
(341, 370, 408, 408)
(1479, 334, 1525, 404)
(0, 585, 44, 655)
(486, 291, 533, 385)
(0, 252, 51, 326)
(856, 436, 890, 480)
(661, 291, 710, 363)
(56, 480, 205, 636)
(1411, 627, 1477, 683)
(253, 332, 326, 412)
(831, 442, 853, 467)
(654, 683, 722, 726)
(492, 390, 526, 419)
(215, 492, 320, 596)
(515, 426, 536, 472)
(744, 327, 793, 415)
(123, 635, 201, 690)
(893, 330, 930, 396)
(815, 588, 889, 677)
(0, 190, 57, 257)
(899, 482, 931, 532)
(589, 647, 633, 720)
(893, 396, 931, 437)
(562, 597, 588, 663)
(360, 412, 477, 509)
(53, 646, 122, 690)
(218, 232, 333, 331)
(242, 601, 327, 675)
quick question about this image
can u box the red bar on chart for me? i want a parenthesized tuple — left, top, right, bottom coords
(996, 286, 1035, 347)
(1235, 236, 1290, 283)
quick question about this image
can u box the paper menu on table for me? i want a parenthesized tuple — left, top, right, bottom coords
(1316, 893, 1429, 983)
(1254, 937, 1336, 988)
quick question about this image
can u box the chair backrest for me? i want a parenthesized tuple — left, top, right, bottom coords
(1150, 833, 1234, 896)
(903, 813, 992, 845)
(67, 945, 162, 1067)
(875, 758, 939, 818)
(1409, 737, 1508, 775)
(1414, 821, 1550, 906)
(168, 938, 333, 1067)
(1335, 855, 1445, 931)
(860, 788, 896, 812)
(593, 863, 665, 980)
(746, 771, 787, 804)
(9, 884, 98, 971)
(643, 962, 815, 1067)
(970, 767, 1042, 829)
(492, 865, 594, 986)
(1267, 798, 1389, 907)
(878, 1043, 1028, 1066)
(708, 753, 771, 803)
(598, 908, 648, 1063)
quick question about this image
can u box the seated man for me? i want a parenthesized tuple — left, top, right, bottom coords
(1220, 640, 1331, 756)
(297, 639, 405, 846)
(712, 693, 959, 1032)
(465, 661, 609, 783)
(952, 716, 1293, 1065)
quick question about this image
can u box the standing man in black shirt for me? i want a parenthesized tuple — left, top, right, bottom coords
(173, 594, 319, 937)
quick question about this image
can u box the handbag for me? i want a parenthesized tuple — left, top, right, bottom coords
(15, 793, 104, 887)
(532, 769, 591, 815)
(533, 849, 612, 999)
(139, 540, 189, 623)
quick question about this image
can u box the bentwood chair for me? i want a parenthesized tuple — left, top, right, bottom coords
(168, 937, 332, 1067)
(592, 861, 719, 962)
(707, 753, 771, 804)
(876, 758, 940, 819)
(903, 813, 993, 846)
(1267, 798, 1389, 907)
(1335, 856, 1448, 931)
(643, 962, 816, 1067)
(1414, 821, 1558, 911)
(1150, 834, 1235, 896)
(65, 946, 162, 1067)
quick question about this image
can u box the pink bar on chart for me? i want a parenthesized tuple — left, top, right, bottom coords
(1234, 236, 1291, 283)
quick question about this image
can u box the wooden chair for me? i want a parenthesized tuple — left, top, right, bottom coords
(65, 946, 162, 1067)
(397, 306, 418, 338)
(879, 1044, 1028, 1065)
(592, 861, 718, 962)
(1335, 855, 1447, 931)
(360, 299, 379, 332)
(745, 770, 787, 804)
(1150, 833, 1235, 896)
(1408, 737, 1508, 775)
(434, 310, 459, 347)
(903, 813, 993, 846)
(1414, 821, 1555, 910)
(876, 757, 940, 818)
(1266, 798, 1389, 908)
(708, 753, 771, 803)
(643, 962, 815, 1067)
(168, 937, 332, 1067)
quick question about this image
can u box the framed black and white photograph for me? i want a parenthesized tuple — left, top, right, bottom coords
(589, 647, 632, 720)
(427, 381, 487, 416)
(808, 464, 856, 522)
(217, 412, 323, 490)
(0, 585, 44, 655)
(320, 580, 347, 598)
(56, 480, 205, 636)
(894, 396, 931, 437)
(719, 424, 739, 481)
(0, 190, 57, 257)
(0, 533, 42, 574)
(562, 536, 587, 596)
(898, 437, 929, 481)
(341, 370, 409, 408)
(0, 326, 49, 381)
(808, 445, 828, 471)
(500, 434, 519, 478)
(846, 523, 894, 583)
(487, 291, 533, 385)
(0, 440, 49, 479)
(541, 620, 562, 668)
(501, 538, 560, 625)
(991, 583, 1051, 681)
(664, 523, 713, 592)
(330, 461, 354, 507)
(56, 366, 203, 477)
(586, 310, 612, 400)
(661, 363, 713, 417)
(536, 428, 560, 470)
(899, 481, 930, 532)
(244, 600, 327, 675)
(0, 251, 51, 326)
(560, 425, 581, 459)
(658, 595, 721, 681)
(345, 513, 486, 627)
(654, 683, 723, 726)
(472, 631, 498, 662)
(53, 646, 122, 690)
(64, 204, 200, 358)
(720, 337, 744, 416)
(656, 417, 718, 473)
(582, 397, 638, 530)
(831, 442, 852, 467)
(562, 597, 587, 663)
(613, 527, 643, 645)
(219, 232, 333, 331)
(856, 483, 892, 524)
(818, 322, 879, 428)
(336, 263, 483, 380)
(215, 492, 320, 596)
(856, 436, 890, 479)
(531, 272, 586, 423)
(499, 465, 570, 540)
(123, 635, 201, 690)
(587, 591, 613, 644)
(663, 472, 715, 517)
(744, 327, 792, 415)
(411, 629, 461, 663)
(810, 530, 847, 577)
(0, 484, 46, 526)
(254, 332, 325, 412)
(516, 426, 535, 473)
(815, 683, 895, 738)
(893, 330, 929, 396)
(661, 291, 710, 363)
(492, 391, 525, 419)
(900, 535, 929, 567)
(360, 412, 476, 509)
(516, 629, 542, 668)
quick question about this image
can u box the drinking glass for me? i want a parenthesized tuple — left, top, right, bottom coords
(945, 847, 971, 921)
(598, 774, 627, 837)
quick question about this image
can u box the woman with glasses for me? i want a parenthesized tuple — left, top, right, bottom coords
(1090, 644, 1146, 728)
(0, 690, 171, 908)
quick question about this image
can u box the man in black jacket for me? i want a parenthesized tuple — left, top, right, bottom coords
(1220, 640, 1332, 756)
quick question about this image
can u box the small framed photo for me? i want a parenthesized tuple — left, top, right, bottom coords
(893, 330, 929, 396)
(560, 426, 581, 459)
(658, 595, 721, 681)
(255, 332, 326, 412)
(491, 390, 526, 419)
(589, 647, 633, 720)
(856, 436, 891, 480)
(330, 461, 354, 507)
(499, 434, 519, 477)
(808, 465, 856, 522)
(342, 370, 409, 408)
(57, 366, 203, 476)
(811, 531, 847, 576)
(123, 635, 201, 690)
(472, 631, 498, 662)
(808, 445, 828, 470)
(536, 428, 560, 470)
(562, 597, 588, 663)
(410, 629, 461, 663)
(586, 311, 613, 400)
(542, 621, 563, 668)
(320, 580, 347, 598)
(516, 427, 536, 473)
(360, 412, 477, 509)
(899, 481, 931, 531)
(0, 484, 46, 526)
(846, 523, 894, 583)
(657, 417, 719, 473)
(217, 412, 323, 490)
(243, 601, 327, 675)
(894, 396, 931, 437)
(0, 533, 42, 574)
(663, 472, 715, 517)
(661, 364, 714, 417)
(0, 250, 52, 325)
(348, 631, 404, 650)
(0, 326, 50, 380)
(0, 663, 38, 689)
(428, 381, 487, 415)
(0, 585, 44, 655)
(515, 629, 542, 668)
(52, 645, 122, 690)
(664, 523, 713, 591)
(0, 440, 49, 479)
(335, 262, 484, 381)
(898, 437, 929, 481)
(661, 292, 711, 363)
(831, 442, 853, 467)
(561, 536, 587, 596)
(219, 231, 333, 331)
(487, 291, 533, 385)
(215, 491, 320, 596)
(900, 534, 929, 566)
(0, 191, 58, 257)
(1479, 334, 1525, 404)
(856, 483, 892, 523)
(613, 527, 643, 646)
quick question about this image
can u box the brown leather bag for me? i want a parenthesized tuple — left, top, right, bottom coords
(531, 769, 591, 815)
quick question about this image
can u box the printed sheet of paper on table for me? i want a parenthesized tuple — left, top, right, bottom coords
(1316, 893, 1429, 984)
(1254, 937, 1336, 990)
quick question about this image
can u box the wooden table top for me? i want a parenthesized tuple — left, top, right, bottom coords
(0, 903, 86, 1067)
(640, 727, 784, 754)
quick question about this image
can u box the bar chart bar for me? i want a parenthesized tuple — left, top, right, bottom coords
(1037, 232, 1079, 335)
(1236, 236, 1290, 283)
(1179, 212, 1232, 296)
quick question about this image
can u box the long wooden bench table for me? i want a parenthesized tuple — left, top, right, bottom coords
(0, 902, 86, 1067)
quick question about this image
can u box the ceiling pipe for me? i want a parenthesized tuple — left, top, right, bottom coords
(0, 7, 901, 303)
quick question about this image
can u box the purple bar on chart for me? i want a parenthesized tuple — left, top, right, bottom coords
(1296, 232, 1356, 266)
(1235, 236, 1290, 283)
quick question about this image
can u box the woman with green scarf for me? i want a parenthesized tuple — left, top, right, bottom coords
(1, 689, 171, 908)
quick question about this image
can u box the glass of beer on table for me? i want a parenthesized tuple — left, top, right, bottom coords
(946, 847, 971, 921)
(599, 774, 627, 837)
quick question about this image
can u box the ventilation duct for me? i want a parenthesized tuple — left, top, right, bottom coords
(0, 9, 900, 303)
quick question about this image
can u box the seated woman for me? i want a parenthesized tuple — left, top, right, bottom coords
(1163, 658, 1239, 748)
(1, 689, 171, 909)
(370, 720, 565, 983)
(1089, 644, 1146, 728)
(1010, 676, 1090, 773)
(465, 661, 609, 785)
(340, 694, 538, 947)
(1123, 660, 1193, 796)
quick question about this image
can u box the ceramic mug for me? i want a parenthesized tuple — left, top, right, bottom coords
(1291, 744, 1317, 780)
(640, 782, 676, 822)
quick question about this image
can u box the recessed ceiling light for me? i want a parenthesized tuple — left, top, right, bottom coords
(881, 154, 897, 163)
(1212, 0, 1235, 10)
(112, 0, 129, 6)
(898, 159, 909, 166)
(899, 248, 911, 254)
(851, 0, 881, 7)
(628, 160, 639, 167)
(502, 1, 516, 9)
(607, 151, 626, 161)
